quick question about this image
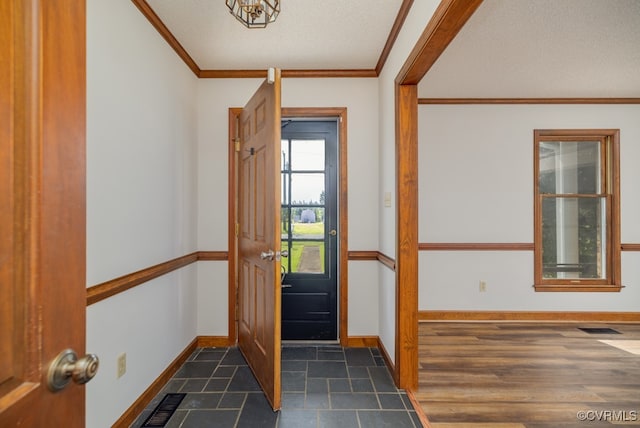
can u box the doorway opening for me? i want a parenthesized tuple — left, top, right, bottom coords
(228, 107, 349, 348)
(280, 119, 339, 340)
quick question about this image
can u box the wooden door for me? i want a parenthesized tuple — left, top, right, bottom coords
(237, 70, 282, 410)
(0, 0, 87, 425)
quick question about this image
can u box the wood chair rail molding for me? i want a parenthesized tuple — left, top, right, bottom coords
(86, 242, 638, 306)
(86, 251, 228, 306)
(420, 243, 640, 251)
(348, 250, 396, 271)
(420, 311, 640, 322)
(419, 98, 640, 104)
(419, 243, 534, 251)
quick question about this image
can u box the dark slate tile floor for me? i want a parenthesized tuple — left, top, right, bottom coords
(131, 345, 423, 428)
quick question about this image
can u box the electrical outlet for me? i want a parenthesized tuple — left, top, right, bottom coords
(479, 281, 487, 292)
(117, 353, 126, 379)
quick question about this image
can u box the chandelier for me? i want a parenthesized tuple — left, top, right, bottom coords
(226, 0, 280, 29)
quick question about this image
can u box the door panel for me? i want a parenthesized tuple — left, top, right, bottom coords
(280, 120, 338, 341)
(1, 0, 87, 425)
(237, 70, 282, 410)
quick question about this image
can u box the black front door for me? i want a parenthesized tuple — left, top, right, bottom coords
(280, 119, 338, 340)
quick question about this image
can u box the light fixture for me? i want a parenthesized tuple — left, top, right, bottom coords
(226, 0, 280, 29)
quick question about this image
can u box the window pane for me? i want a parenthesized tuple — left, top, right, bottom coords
(539, 141, 601, 194)
(291, 173, 324, 205)
(281, 172, 289, 204)
(541, 197, 607, 279)
(281, 140, 290, 172)
(281, 240, 291, 273)
(291, 139, 325, 171)
(289, 241, 325, 274)
(290, 207, 324, 239)
(281, 207, 290, 240)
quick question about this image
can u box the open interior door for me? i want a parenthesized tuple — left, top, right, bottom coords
(1, 1, 95, 426)
(237, 69, 282, 410)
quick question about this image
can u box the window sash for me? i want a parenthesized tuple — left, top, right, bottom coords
(540, 195, 609, 283)
(533, 130, 621, 291)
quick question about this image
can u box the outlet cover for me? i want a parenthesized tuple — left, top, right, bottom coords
(117, 353, 126, 378)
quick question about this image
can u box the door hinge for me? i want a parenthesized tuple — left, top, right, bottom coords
(234, 138, 241, 152)
(235, 223, 239, 236)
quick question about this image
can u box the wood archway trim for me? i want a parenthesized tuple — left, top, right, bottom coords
(393, 0, 484, 391)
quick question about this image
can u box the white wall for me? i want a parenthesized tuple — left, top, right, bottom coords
(376, 0, 441, 362)
(86, 0, 198, 425)
(418, 104, 640, 311)
(195, 77, 381, 337)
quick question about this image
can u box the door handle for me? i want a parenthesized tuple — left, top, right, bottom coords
(260, 250, 275, 260)
(47, 349, 99, 392)
(261, 250, 288, 261)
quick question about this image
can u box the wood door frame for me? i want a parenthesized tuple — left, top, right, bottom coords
(393, 0, 484, 390)
(229, 107, 349, 346)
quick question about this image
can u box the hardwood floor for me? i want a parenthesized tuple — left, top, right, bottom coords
(415, 322, 640, 427)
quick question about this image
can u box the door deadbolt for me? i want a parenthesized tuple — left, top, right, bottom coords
(329, 229, 337, 236)
(47, 349, 99, 392)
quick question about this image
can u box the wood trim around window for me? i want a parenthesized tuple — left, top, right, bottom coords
(419, 243, 534, 251)
(418, 98, 640, 104)
(533, 129, 621, 292)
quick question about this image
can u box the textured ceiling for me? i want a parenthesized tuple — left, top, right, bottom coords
(419, 0, 640, 98)
(146, 0, 405, 70)
(140, 0, 640, 97)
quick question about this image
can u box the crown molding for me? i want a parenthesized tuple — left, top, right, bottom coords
(131, 0, 200, 76)
(198, 69, 378, 79)
(376, 0, 414, 75)
(132, 0, 413, 78)
(419, 98, 640, 104)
